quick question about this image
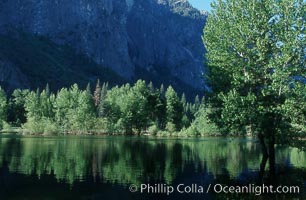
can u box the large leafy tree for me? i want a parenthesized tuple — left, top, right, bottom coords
(104, 80, 151, 134)
(63, 84, 95, 133)
(54, 88, 71, 131)
(203, 0, 305, 172)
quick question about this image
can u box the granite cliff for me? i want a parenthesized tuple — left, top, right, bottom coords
(0, 0, 207, 95)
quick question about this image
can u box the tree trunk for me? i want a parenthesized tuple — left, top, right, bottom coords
(269, 132, 276, 176)
(259, 134, 268, 158)
(268, 114, 278, 176)
(258, 153, 268, 183)
(258, 133, 269, 181)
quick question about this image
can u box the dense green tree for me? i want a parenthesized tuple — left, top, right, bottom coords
(54, 88, 71, 131)
(93, 79, 101, 107)
(23, 83, 97, 134)
(126, 80, 150, 133)
(282, 83, 306, 146)
(148, 81, 154, 93)
(1, 79, 197, 135)
(75, 88, 96, 131)
(64, 84, 95, 133)
(24, 87, 55, 121)
(190, 94, 201, 115)
(180, 92, 192, 128)
(203, 0, 305, 172)
(45, 83, 50, 97)
(7, 89, 29, 126)
(23, 86, 57, 134)
(181, 93, 187, 112)
(192, 104, 220, 136)
(0, 87, 7, 129)
(104, 84, 129, 132)
(165, 86, 183, 130)
(66, 84, 82, 131)
(160, 84, 165, 97)
(136, 81, 151, 125)
(147, 82, 166, 129)
(104, 81, 150, 134)
(155, 96, 167, 129)
(40, 89, 55, 119)
(98, 82, 108, 118)
(24, 90, 41, 121)
(194, 95, 200, 107)
(102, 80, 179, 134)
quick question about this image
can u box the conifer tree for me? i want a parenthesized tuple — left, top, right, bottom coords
(98, 82, 108, 118)
(93, 79, 101, 107)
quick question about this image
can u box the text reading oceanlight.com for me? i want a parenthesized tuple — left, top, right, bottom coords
(128, 184, 300, 196)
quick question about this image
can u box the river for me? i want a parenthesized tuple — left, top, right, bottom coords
(0, 135, 305, 199)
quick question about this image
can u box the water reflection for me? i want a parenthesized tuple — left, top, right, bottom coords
(0, 135, 305, 199)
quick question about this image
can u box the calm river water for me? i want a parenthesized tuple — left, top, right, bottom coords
(0, 135, 305, 199)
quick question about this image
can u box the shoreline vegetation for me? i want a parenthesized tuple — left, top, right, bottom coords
(0, 80, 220, 137)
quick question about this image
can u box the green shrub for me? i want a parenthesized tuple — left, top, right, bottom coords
(43, 119, 59, 135)
(22, 118, 59, 135)
(156, 130, 170, 137)
(94, 118, 108, 134)
(193, 106, 220, 136)
(178, 125, 199, 137)
(2, 121, 12, 132)
(165, 122, 176, 134)
(148, 124, 159, 135)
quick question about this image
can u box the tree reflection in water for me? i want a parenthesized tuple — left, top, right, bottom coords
(0, 135, 305, 199)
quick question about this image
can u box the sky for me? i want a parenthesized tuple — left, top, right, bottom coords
(188, 0, 213, 11)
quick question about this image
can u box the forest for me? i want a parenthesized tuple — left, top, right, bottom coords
(0, 80, 218, 136)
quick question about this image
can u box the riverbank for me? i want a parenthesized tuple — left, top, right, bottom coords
(0, 127, 21, 134)
(0, 125, 221, 137)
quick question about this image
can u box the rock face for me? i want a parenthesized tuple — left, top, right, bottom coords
(0, 61, 29, 91)
(0, 0, 134, 78)
(0, 0, 207, 91)
(127, 0, 206, 89)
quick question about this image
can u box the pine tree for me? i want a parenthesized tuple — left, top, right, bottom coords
(148, 81, 154, 93)
(181, 93, 187, 112)
(86, 83, 91, 94)
(45, 83, 50, 97)
(160, 84, 165, 98)
(93, 79, 101, 107)
(98, 82, 108, 118)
